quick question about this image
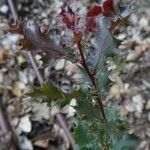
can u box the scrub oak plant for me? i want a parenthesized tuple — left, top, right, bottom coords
(9, 0, 139, 149)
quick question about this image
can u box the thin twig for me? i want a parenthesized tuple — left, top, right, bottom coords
(0, 100, 20, 149)
(26, 51, 44, 86)
(26, 52, 75, 149)
(7, 0, 75, 149)
(0, 1, 22, 149)
(77, 43, 107, 121)
(7, 0, 18, 21)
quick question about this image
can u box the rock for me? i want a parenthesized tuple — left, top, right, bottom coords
(146, 100, 150, 110)
(34, 139, 49, 149)
(31, 102, 50, 121)
(0, 71, 3, 83)
(19, 71, 28, 84)
(0, 49, 12, 61)
(6, 105, 15, 113)
(55, 59, 65, 70)
(126, 42, 149, 62)
(134, 112, 142, 118)
(19, 136, 33, 150)
(130, 14, 138, 25)
(109, 84, 122, 99)
(119, 106, 129, 116)
(148, 112, 150, 122)
(146, 128, 150, 137)
(0, 4, 9, 14)
(11, 117, 19, 127)
(18, 115, 32, 133)
(132, 95, 145, 113)
(17, 55, 26, 65)
(126, 49, 142, 61)
(139, 17, 149, 28)
(125, 103, 136, 112)
(11, 81, 25, 97)
(8, 71, 18, 81)
(117, 33, 127, 40)
(126, 62, 139, 73)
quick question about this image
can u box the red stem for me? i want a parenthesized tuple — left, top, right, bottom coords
(77, 42, 106, 121)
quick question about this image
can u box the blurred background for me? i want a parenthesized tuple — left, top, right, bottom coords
(0, 0, 149, 149)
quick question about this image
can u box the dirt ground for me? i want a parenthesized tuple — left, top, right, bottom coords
(0, 0, 149, 150)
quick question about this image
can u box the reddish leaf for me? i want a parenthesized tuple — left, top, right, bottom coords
(87, 5, 102, 17)
(86, 17, 97, 32)
(59, 3, 76, 29)
(102, 0, 113, 15)
(8, 21, 66, 59)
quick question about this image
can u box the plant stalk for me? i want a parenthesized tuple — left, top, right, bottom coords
(77, 42, 107, 121)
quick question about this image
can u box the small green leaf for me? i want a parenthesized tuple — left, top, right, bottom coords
(76, 98, 101, 121)
(27, 81, 85, 100)
(113, 133, 140, 150)
(78, 65, 91, 85)
(105, 106, 119, 121)
(106, 52, 126, 71)
(56, 99, 70, 108)
(96, 71, 111, 95)
(74, 121, 101, 150)
(74, 122, 91, 146)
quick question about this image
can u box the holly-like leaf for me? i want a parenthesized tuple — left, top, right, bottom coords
(105, 106, 119, 121)
(27, 81, 84, 100)
(87, 5, 102, 17)
(87, 17, 117, 74)
(96, 71, 111, 96)
(74, 120, 102, 150)
(77, 64, 91, 85)
(87, 0, 114, 17)
(74, 121, 91, 146)
(59, 2, 76, 29)
(103, 0, 114, 15)
(106, 52, 126, 71)
(8, 21, 66, 59)
(76, 98, 101, 122)
(112, 133, 139, 150)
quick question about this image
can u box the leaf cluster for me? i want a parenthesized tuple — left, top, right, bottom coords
(8, 0, 139, 150)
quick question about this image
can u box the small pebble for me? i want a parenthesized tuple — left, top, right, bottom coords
(0, 5, 9, 14)
(18, 115, 32, 133)
(55, 59, 65, 70)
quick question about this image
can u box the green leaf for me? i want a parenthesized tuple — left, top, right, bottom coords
(96, 71, 111, 96)
(106, 52, 126, 71)
(27, 81, 84, 100)
(105, 106, 119, 121)
(76, 98, 101, 121)
(74, 122, 91, 146)
(74, 121, 101, 150)
(55, 99, 70, 108)
(87, 18, 118, 73)
(113, 133, 140, 150)
(77, 64, 91, 85)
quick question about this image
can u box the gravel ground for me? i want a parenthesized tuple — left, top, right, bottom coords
(0, 0, 150, 150)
